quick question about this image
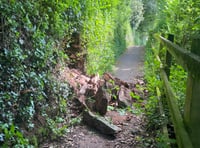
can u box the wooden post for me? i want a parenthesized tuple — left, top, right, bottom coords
(191, 38, 200, 55)
(161, 69, 193, 148)
(165, 34, 174, 78)
(159, 35, 200, 147)
(159, 33, 165, 59)
(184, 38, 200, 148)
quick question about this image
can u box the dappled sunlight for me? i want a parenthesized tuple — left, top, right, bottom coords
(120, 68, 133, 71)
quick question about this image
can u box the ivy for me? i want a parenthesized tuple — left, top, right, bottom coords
(0, 0, 133, 146)
(0, 1, 71, 146)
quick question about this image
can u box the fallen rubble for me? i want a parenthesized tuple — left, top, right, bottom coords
(83, 110, 122, 135)
(59, 67, 146, 135)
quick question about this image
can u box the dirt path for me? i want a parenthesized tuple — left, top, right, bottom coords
(41, 46, 153, 148)
(113, 46, 144, 82)
(42, 113, 148, 148)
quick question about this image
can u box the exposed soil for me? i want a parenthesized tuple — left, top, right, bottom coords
(41, 46, 156, 148)
(41, 112, 152, 148)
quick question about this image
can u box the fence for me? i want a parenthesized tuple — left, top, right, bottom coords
(157, 34, 200, 148)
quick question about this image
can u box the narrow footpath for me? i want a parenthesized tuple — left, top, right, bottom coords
(113, 46, 144, 83)
(41, 46, 155, 148)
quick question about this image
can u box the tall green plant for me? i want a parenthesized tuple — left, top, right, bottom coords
(0, 0, 134, 146)
(79, 0, 132, 75)
(0, 1, 71, 146)
(131, 0, 157, 45)
(158, 0, 200, 48)
(143, 0, 200, 146)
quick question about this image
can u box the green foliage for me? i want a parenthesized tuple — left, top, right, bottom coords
(0, 0, 71, 146)
(140, 0, 157, 31)
(143, 35, 172, 146)
(155, 0, 200, 48)
(0, 123, 32, 147)
(141, 0, 199, 147)
(0, 0, 133, 146)
(69, 116, 82, 126)
(106, 79, 120, 100)
(169, 64, 187, 113)
(156, 132, 176, 148)
(130, 92, 140, 100)
(130, 0, 157, 45)
(149, 0, 199, 115)
(107, 105, 115, 111)
(144, 40, 161, 115)
(126, 23, 134, 46)
(46, 117, 68, 140)
(130, 0, 144, 30)
(80, 0, 132, 75)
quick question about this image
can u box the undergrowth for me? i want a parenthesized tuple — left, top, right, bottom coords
(169, 64, 187, 114)
(144, 35, 174, 147)
(0, 1, 133, 147)
(144, 34, 188, 147)
(140, 0, 198, 147)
